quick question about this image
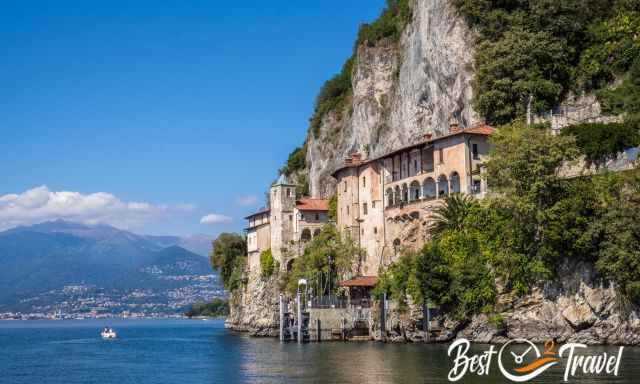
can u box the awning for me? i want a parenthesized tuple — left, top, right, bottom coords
(339, 276, 378, 287)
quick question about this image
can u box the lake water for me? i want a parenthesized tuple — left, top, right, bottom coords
(1, 319, 639, 383)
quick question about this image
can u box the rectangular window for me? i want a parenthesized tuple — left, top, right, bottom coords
(372, 201, 376, 209)
(289, 215, 292, 222)
(315, 213, 319, 220)
(374, 227, 378, 235)
(472, 179, 482, 194)
(423, 147, 434, 172)
(286, 188, 291, 197)
(438, 148, 444, 164)
(344, 181, 347, 192)
(472, 143, 479, 160)
(363, 203, 368, 216)
(347, 206, 349, 216)
(362, 176, 366, 188)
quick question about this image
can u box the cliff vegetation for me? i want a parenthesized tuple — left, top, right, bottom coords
(309, 0, 412, 139)
(454, 0, 640, 125)
(283, 224, 361, 296)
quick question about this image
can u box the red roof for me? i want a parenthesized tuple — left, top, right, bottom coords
(339, 276, 378, 287)
(463, 124, 495, 136)
(296, 198, 329, 211)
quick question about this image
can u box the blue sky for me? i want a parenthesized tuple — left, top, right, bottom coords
(0, 0, 385, 236)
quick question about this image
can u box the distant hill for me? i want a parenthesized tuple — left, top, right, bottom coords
(0, 220, 222, 316)
(144, 233, 213, 257)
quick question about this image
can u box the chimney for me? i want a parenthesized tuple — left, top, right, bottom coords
(449, 115, 461, 133)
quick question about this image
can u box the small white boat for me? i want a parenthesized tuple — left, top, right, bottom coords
(101, 328, 117, 339)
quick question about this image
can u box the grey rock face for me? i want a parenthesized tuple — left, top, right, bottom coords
(225, 272, 280, 337)
(307, 0, 477, 198)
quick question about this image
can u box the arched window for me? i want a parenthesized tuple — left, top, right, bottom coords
(386, 188, 394, 207)
(437, 175, 449, 198)
(393, 238, 401, 256)
(313, 229, 321, 238)
(450, 172, 461, 194)
(423, 178, 436, 200)
(301, 228, 312, 242)
(402, 183, 409, 203)
(394, 186, 401, 206)
(409, 181, 421, 201)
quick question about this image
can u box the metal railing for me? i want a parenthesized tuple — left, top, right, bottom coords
(309, 296, 372, 309)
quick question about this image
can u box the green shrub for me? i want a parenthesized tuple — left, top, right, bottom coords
(327, 195, 337, 221)
(372, 250, 416, 310)
(279, 146, 307, 176)
(284, 224, 360, 296)
(356, 0, 412, 47)
(309, 57, 355, 138)
(413, 242, 452, 307)
(260, 249, 277, 277)
(598, 58, 640, 124)
(488, 313, 505, 330)
(562, 122, 640, 167)
(209, 233, 247, 291)
(592, 169, 640, 303)
(453, 0, 639, 125)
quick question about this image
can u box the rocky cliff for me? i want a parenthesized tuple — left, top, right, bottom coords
(225, 271, 280, 336)
(230, 0, 639, 345)
(307, 0, 478, 197)
(372, 261, 640, 345)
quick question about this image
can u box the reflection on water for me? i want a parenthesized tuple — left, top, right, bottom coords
(237, 336, 640, 383)
(0, 319, 638, 383)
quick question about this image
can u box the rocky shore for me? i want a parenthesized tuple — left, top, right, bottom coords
(227, 261, 640, 345)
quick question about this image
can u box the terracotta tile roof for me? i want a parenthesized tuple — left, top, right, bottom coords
(339, 276, 378, 287)
(463, 124, 495, 136)
(296, 198, 329, 211)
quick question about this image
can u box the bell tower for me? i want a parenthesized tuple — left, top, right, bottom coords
(269, 174, 297, 269)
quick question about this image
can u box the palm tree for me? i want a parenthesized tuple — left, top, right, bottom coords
(429, 194, 477, 236)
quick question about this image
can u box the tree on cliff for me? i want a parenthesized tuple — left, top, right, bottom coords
(284, 224, 360, 297)
(591, 169, 640, 302)
(209, 233, 247, 291)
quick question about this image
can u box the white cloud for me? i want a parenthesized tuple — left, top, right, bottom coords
(200, 213, 232, 225)
(235, 195, 258, 206)
(0, 185, 192, 231)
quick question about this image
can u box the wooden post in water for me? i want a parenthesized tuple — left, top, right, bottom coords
(296, 292, 302, 344)
(316, 318, 321, 342)
(279, 294, 284, 342)
(381, 293, 387, 342)
(423, 303, 429, 343)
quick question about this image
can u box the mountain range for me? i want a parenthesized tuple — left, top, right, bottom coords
(0, 220, 222, 317)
